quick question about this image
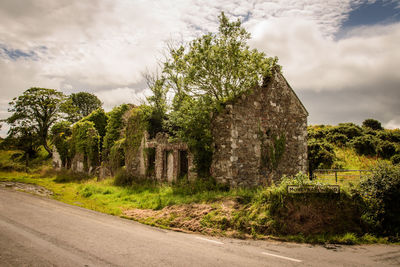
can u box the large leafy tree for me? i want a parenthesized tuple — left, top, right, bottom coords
(63, 92, 102, 122)
(159, 13, 277, 174)
(163, 12, 277, 103)
(5, 87, 65, 156)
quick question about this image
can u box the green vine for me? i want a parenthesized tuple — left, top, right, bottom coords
(258, 126, 286, 170)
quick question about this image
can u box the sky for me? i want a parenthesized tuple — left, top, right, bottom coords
(1, 0, 400, 137)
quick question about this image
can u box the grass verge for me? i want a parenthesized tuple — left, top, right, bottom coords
(0, 170, 395, 245)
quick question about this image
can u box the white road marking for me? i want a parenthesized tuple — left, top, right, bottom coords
(195, 237, 224, 245)
(262, 252, 302, 263)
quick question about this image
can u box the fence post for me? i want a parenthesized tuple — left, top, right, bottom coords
(335, 171, 338, 184)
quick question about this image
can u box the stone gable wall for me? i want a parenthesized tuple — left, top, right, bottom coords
(211, 71, 308, 187)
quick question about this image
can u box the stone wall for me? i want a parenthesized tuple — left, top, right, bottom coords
(126, 132, 196, 182)
(211, 70, 308, 187)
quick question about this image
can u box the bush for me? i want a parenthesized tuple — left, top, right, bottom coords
(326, 133, 348, 147)
(359, 163, 400, 236)
(350, 135, 377, 156)
(334, 123, 363, 140)
(376, 141, 396, 159)
(53, 169, 92, 183)
(362, 119, 383, 131)
(113, 168, 134, 186)
(391, 154, 400, 165)
(308, 140, 335, 176)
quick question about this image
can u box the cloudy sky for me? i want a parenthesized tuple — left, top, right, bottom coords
(1, 0, 400, 136)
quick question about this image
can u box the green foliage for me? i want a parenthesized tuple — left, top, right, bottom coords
(391, 154, 400, 165)
(81, 108, 108, 154)
(308, 139, 335, 175)
(113, 168, 134, 186)
(157, 12, 278, 174)
(168, 96, 213, 175)
(109, 138, 125, 173)
(103, 104, 131, 161)
(4, 87, 65, 155)
(350, 135, 377, 156)
(144, 73, 168, 138)
(359, 163, 400, 236)
(53, 169, 92, 183)
(71, 121, 100, 171)
(362, 119, 383, 131)
(332, 123, 363, 141)
(163, 12, 278, 102)
(62, 92, 102, 122)
(51, 121, 72, 167)
(124, 107, 147, 171)
(259, 131, 286, 170)
(326, 132, 348, 147)
(376, 141, 396, 159)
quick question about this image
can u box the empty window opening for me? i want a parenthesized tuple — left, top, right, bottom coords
(146, 148, 156, 177)
(179, 150, 188, 178)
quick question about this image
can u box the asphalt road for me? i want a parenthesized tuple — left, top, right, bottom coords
(0, 188, 399, 267)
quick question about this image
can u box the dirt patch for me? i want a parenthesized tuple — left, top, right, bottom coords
(123, 199, 243, 237)
(0, 182, 53, 197)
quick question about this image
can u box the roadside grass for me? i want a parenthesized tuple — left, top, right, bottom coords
(313, 146, 387, 188)
(1, 170, 395, 245)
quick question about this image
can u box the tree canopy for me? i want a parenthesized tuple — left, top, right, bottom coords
(148, 12, 278, 174)
(63, 92, 102, 122)
(4, 87, 65, 156)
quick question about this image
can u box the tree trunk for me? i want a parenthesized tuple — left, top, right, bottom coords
(43, 140, 52, 157)
(25, 153, 29, 173)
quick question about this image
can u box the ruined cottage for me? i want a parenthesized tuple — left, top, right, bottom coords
(211, 69, 308, 187)
(53, 69, 308, 187)
(125, 131, 197, 182)
(124, 68, 308, 186)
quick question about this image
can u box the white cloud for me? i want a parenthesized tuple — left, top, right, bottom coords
(385, 119, 400, 130)
(249, 18, 400, 92)
(1, 0, 399, 135)
(95, 87, 151, 111)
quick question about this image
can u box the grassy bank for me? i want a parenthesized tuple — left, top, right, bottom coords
(0, 169, 394, 245)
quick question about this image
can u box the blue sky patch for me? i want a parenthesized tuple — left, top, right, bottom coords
(343, 0, 400, 28)
(0, 44, 38, 60)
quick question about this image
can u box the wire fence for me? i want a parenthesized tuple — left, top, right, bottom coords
(312, 169, 372, 186)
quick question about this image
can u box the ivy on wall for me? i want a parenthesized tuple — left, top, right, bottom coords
(258, 126, 286, 170)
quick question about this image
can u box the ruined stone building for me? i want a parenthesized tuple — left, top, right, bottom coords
(211, 69, 308, 187)
(125, 132, 197, 182)
(126, 69, 308, 186)
(53, 69, 308, 187)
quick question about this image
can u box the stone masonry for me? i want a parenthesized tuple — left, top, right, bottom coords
(210, 69, 308, 187)
(126, 132, 196, 182)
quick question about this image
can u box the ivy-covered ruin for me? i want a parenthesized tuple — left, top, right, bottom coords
(52, 13, 308, 187)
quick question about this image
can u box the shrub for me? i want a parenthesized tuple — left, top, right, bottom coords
(114, 168, 134, 186)
(350, 135, 377, 156)
(326, 133, 348, 147)
(334, 123, 363, 140)
(53, 169, 91, 183)
(391, 154, 400, 165)
(362, 119, 383, 131)
(308, 140, 335, 176)
(359, 163, 400, 236)
(376, 141, 396, 159)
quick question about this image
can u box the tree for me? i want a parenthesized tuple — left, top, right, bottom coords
(3, 125, 40, 170)
(362, 119, 383, 131)
(158, 12, 277, 174)
(5, 87, 65, 156)
(103, 104, 131, 161)
(143, 71, 168, 137)
(163, 12, 277, 104)
(63, 92, 102, 122)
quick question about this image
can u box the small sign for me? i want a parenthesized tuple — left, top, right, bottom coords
(287, 185, 340, 194)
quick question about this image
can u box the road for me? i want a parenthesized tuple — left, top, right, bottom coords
(0, 188, 399, 267)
